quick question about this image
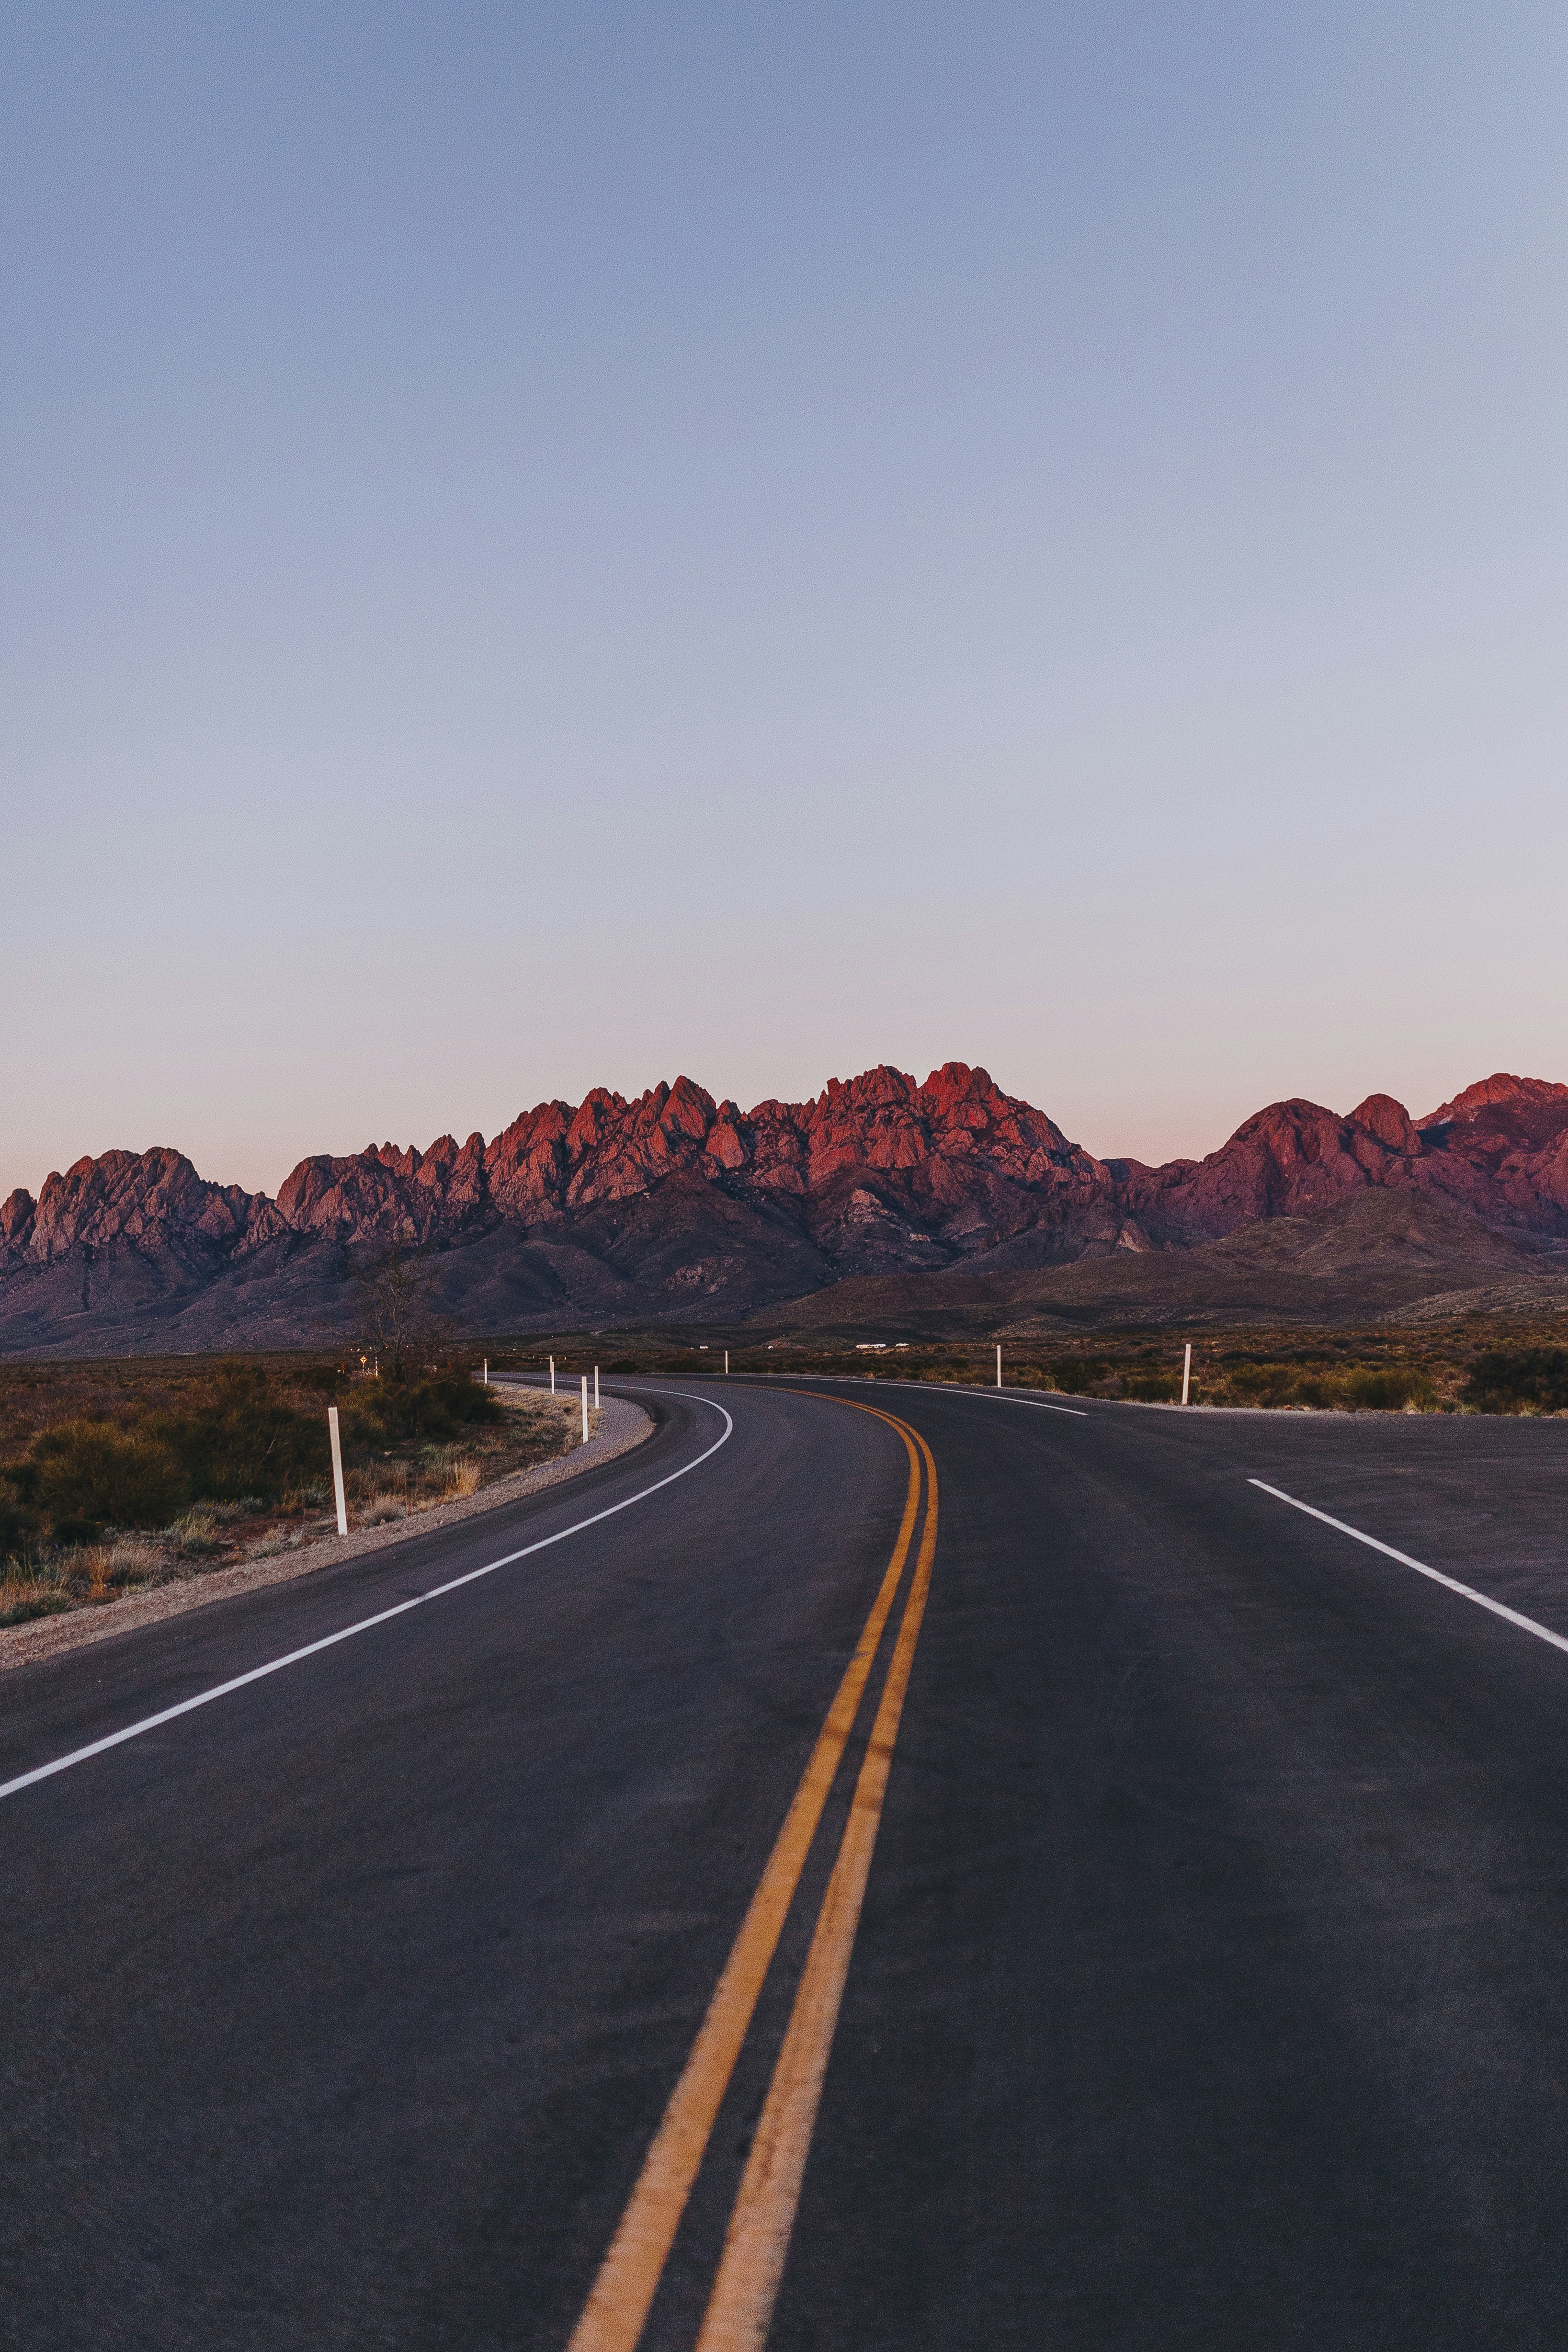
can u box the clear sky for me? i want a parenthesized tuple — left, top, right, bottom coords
(4, 2, 1565, 1202)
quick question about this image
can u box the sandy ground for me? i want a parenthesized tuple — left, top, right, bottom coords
(0, 1390, 651, 1676)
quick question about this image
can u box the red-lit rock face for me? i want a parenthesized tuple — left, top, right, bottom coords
(1117, 1076, 1568, 1241)
(470, 1062, 1098, 1236)
(6, 1148, 283, 1270)
(5, 1068, 1568, 1328)
(1348, 1094, 1421, 1154)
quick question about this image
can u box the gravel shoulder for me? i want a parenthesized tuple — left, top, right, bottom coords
(0, 1389, 651, 1676)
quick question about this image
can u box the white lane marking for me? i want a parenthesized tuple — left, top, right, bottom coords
(0, 1393, 732, 1806)
(1250, 1479, 1568, 1659)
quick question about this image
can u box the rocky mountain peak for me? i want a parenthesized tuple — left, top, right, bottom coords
(1348, 1094, 1420, 1153)
(1421, 1073, 1568, 1126)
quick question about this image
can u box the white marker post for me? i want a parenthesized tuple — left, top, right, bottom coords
(580, 1374, 590, 1445)
(549, 1355, 556, 1395)
(1182, 1342, 1193, 1406)
(593, 1364, 600, 1410)
(482, 1357, 489, 1386)
(996, 1345, 1002, 1390)
(327, 1407, 348, 1536)
(724, 1350, 729, 1376)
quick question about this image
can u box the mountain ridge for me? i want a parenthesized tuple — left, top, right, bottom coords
(4, 1063, 1568, 1353)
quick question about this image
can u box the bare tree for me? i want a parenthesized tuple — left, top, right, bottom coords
(350, 1245, 456, 1381)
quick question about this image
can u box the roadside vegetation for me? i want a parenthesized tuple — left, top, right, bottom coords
(489, 1324, 1568, 1418)
(1459, 1347, 1568, 1413)
(0, 1355, 584, 1631)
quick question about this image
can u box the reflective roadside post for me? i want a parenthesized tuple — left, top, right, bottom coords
(594, 1364, 600, 1409)
(996, 1345, 1002, 1390)
(580, 1375, 590, 1444)
(328, 1406, 348, 1536)
(1182, 1343, 1193, 1405)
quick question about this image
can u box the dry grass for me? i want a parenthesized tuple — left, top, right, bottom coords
(0, 1568, 73, 1629)
(357, 1493, 409, 1525)
(0, 1362, 593, 1629)
(246, 1529, 308, 1561)
(0, 1534, 170, 1627)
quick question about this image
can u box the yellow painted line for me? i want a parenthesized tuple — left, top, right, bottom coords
(694, 1420, 939, 2351)
(567, 1405, 925, 2352)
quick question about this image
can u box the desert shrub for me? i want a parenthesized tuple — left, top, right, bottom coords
(148, 1402, 325, 1502)
(91, 1537, 166, 1589)
(1047, 1360, 1108, 1395)
(1341, 1365, 1436, 1411)
(1462, 1348, 1568, 1414)
(1224, 1363, 1338, 1409)
(1122, 1372, 1181, 1403)
(144, 1363, 327, 1503)
(164, 1508, 223, 1557)
(3, 1459, 40, 1506)
(357, 1493, 409, 1525)
(1229, 1363, 1300, 1407)
(0, 1482, 39, 1564)
(50, 1515, 102, 1547)
(20, 1363, 334, 1528)
(341, 1374, 501, 1449)
(0, 1588, 73, 1628)
(31, 1420, 187, 1534)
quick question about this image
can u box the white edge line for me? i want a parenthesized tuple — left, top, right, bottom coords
(691, 1372, 1089, 1418)
(880, 1381, 1088, 1418)
(0, 1391, 733, 1805)
(1249, 1479, 1568, 1659)
(988, 1391, 1088, 1418)
(760, 1375, 1090, 1418)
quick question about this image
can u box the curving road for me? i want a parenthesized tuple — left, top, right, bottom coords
(5, 1376, 1568, 2350)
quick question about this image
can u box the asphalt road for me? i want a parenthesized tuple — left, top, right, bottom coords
(6, 1377, 1568, 2350)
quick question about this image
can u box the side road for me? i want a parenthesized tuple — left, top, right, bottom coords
(0, 1386, 651, 1677)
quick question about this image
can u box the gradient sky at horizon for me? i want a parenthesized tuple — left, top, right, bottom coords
(4, 2, 1565, 1202)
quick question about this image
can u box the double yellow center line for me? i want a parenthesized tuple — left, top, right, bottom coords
(568, 1398, 939, 2352)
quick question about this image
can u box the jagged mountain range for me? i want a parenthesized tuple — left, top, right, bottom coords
(3, 1063, 1568, 1354)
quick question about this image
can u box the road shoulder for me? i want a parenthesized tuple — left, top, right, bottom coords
(0, 1391, 652, 1677)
